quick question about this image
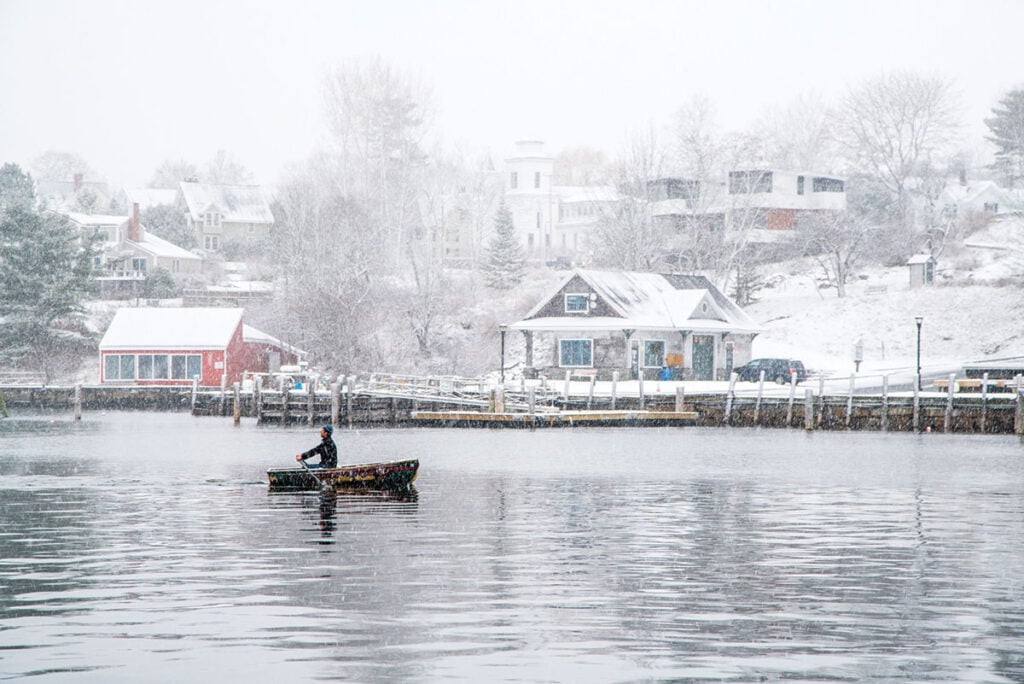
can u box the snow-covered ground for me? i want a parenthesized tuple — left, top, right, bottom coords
(746, 225, 1024, 381)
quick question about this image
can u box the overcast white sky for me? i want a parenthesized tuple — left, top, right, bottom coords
(1, 0, 1022, 189)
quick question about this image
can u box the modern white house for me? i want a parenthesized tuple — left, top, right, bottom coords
(650, 168, 847, 242)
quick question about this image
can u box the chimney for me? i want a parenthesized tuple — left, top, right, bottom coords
(73, 173, 83, 192)
(130, 202, 141, 242)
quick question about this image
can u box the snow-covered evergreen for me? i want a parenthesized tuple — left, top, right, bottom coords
(483, 202, 525, 290)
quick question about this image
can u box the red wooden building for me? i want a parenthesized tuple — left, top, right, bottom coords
(98, 308, 302, 387)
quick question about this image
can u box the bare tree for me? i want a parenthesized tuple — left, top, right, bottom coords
(797, 210, 874, 298)
(203, 150, 254, 184)
(753, 91, 836, 171)
(831, 71, 962, 238)
(665, 97, 776, 293)
(322, 57, 433, 271)
(591, 124, 668, 271)
(149, 158, 199, 188)
(30, 150, 98, 182)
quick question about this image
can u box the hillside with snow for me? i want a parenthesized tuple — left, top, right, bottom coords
(746, 217, 1024, 378)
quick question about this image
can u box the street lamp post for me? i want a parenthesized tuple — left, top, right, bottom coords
(915, 316, 923, 391)
(499, 325, 508, 384)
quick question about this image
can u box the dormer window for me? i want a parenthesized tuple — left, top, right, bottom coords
(564, 293, 591, 313)
(204, 211, 221, 228)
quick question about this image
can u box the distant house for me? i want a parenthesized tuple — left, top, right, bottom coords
(98, 307, 302, 387)
(64, 204, 202, 298)
(651, 168, 846, 242)
(178, 181, 275, 252)
(507, 269, 764, 381)
(124, 187, 178, 211)
(503, 140, 619, 264)
(939, 180, 1018, 219)
(36, 175, 123, 214)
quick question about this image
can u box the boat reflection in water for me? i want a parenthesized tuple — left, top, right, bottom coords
(270, 485, 420, 544)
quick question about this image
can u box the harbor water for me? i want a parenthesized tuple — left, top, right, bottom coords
(2, 412, 1023, 682)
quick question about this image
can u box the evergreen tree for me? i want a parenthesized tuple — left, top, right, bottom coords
(0, 207, 98, 382)
(484, 202, 525, 289)
(985, 89, 1024, 188)
(0, 163, 36, 216)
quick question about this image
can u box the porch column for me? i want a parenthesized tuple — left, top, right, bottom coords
(622, 329, 634, 375)
(521, 330, 534, 368)
(678, 330, 689, 376)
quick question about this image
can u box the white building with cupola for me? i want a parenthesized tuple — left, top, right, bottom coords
(502, 140, 618, 266)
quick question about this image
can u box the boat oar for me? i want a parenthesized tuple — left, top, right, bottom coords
(300, 459, 328, 490)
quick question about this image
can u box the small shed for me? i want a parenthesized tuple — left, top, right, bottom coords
(907, 254, 935, 288)
(98, 307, 301, 387)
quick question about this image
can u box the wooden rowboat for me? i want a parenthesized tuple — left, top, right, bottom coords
(267, 459, 419, 491)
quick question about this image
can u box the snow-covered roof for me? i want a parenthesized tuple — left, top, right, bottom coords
(179, 182, 274, 223)
(242, 324, 306, 357)
(510, 269, 764, 334)
(63, 212, 127, 226)
(99, 308, 243, 350)
(907, 254, 935, 264)
(129, 231, 200, 260)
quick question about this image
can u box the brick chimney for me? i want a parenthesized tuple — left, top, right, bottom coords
(129, 202, 141, 242)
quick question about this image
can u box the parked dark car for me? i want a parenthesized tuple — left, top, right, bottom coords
(733, 358, 807, 384)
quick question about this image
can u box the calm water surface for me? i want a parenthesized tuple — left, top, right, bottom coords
(1, 412, 1023, 682)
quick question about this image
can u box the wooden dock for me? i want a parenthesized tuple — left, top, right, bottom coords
(3, 370, 1023, 435)
(409, 409, 698, 428)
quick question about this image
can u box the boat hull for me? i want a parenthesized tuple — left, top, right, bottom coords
(267, 459, 419, 491)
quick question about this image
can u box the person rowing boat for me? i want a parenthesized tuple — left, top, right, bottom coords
(295, 425, 337, 469)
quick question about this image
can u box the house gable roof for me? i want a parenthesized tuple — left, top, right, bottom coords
(99, 308, 244, 350)
(512, 269, 763, 334)
(179, 182, 274, 224)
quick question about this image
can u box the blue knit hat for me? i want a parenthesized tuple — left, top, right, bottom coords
(321, 424, 333, 435)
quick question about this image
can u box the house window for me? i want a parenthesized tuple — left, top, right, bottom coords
(643, 340, 666, 368)
(204, 235, 219, 251)
(510, 172, 518, 189)
(204, 212, 220, 227)
(812, 177, 844, 192)
(536, 212, 541, 229)
(171, 259, 180, 273)
(248, 223, 256, 236)
(559, 339, 593, 367)
(984, 202, 998, 212)
(527, 233, 535, 252)
(171, 354, 203, 380)
(797, 176, 805, 195)
(564, 293, 590, 313)
(138, 354, 171, 380)
(131, 257, 147, 274)
(729, 170, 772, 194)
(534, 172, 541, 188)
(104, 354, 136, 381)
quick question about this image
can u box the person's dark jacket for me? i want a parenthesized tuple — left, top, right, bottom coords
(300, 436, 337, 468)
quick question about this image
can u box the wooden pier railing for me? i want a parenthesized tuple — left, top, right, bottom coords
(180, 370, 1024, 435)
